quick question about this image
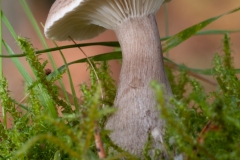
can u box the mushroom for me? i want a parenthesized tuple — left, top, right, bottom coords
(44, 0, 172, 157)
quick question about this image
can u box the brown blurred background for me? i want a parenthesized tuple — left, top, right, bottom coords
(1, 0, 240, 103)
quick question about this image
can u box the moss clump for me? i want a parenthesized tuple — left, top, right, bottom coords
(0, 34, 239, 159)
(152, 34, 240, 159)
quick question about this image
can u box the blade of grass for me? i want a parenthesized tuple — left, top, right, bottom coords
(2, 40, 32, 84)
(197, 29, 240, 35)
(3, 40, 58, 118)
(49, 51, 122, 78)
(52, 41, 78, 107)
(3, 14, 58, 119)
(47, 51, 240, 81)
(0, 0, 7, 128)
(38, 22, 72, 106)
(1, 27, 240, 59)
(2, 1, 60, 118)
(19, 0, 57, 67)
(162, 6, 240, 52)
(2, 11, 32, 83)
(2, 9, 31, 125)
(20, 0, 68, 112)
(1, 11, 18, 39)
(0, 42, 121, 58)
(164, 57, 240, 75)
(0, 2, 2, 76)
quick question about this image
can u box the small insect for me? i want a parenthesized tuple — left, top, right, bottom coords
(44, 68, 52, 75)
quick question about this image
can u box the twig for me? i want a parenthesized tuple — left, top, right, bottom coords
(197, 121, 212, 145)
(94, 122, 106, 159)
(197, 121, 219, 145)
(192, 120, 220, 159)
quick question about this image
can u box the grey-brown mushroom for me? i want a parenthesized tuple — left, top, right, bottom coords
(44, 0, 172, 157)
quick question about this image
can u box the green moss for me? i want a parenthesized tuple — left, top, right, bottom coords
(151, 34, 240, 159)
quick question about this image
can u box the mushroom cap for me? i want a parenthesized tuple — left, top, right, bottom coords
(44, 0, 165, 41)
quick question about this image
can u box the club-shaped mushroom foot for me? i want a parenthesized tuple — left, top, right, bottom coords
(105, 14, 172, 157)
(44, 0, 172, 158)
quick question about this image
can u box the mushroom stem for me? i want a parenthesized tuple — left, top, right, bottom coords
(106, 14, 172, 155)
